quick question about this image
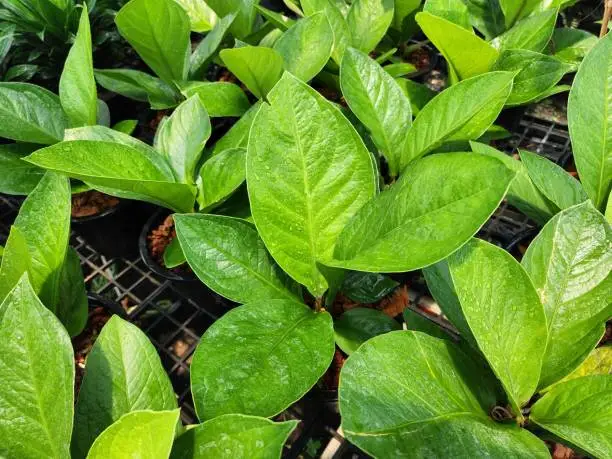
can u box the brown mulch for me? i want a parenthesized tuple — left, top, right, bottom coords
(71, 191, 120, 218)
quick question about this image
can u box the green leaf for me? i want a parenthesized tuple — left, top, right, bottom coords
(405, 72, 513, 163)
(64, 125, 159, 156)
(247, 72, 377, 297)
(205, 0, 258, 39)
(493, 50, 571, 106)
(416, 12, 499, 80)
(163, 236, 186, 268)
(302, 0, 350, 64)
(179, 81, 251, 117)
(568, 33, 612, 212)
(519, 149, 588, 210)
(0, 226, 32, 300)
(341, 271, 398, 303)
(403, 308, 455, 341)
(530, 376, 612, 459)
(0, 23, 14, 63)
(174, 0, 218, 32)
(273, 13, 333, 82)
(96, 100, 111, 127)
(256, 5, 296, 31)
(57, 247, 88, 338)
(423, 0, 471, 30)
(0, 82, 67, 144)
(470, 142, 556, 225)
(189, 13, 236, 79)
(0, 143, 43, 194)
(197, 147, 246, 210)
(25, 141, 196, 213)
(59, 6, 96, 128)
(492, 9, 557, 53)
(191, 300, 335, 419)
(464, 0, 505, 40)
(94, 68, 180, 109)
(347, 0, 394, 53)
(499, 0, 540, 28)
(209, 101, 261, 156)
(220, 46, 284, 99)
(155, 96, 211, 184)
(553, 346, 612, 386)
(332, 153, 515, 272)
(175, 214, 301, 303)
(72, 316, 177, 458)
(394, 78, 436, 115)
(116, 0, 190, 85)
(112, 119, 138, 135)
(340, 47, 412, 176)
(87, 410, 180, 459)
(383, 62, 416, 78)
(551, 27, 598, 65)
(171, 414, 298, 459)
(334, 307, 401, 354)
(339, 331, 550, 458)
(0, 276, 74, 459)
(522, 202, 612, 389)
(445, 239, 547, 413)
(392, 0, 420, 31)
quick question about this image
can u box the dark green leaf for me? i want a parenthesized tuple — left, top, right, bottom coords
(220, 46, 284, 99)
(0, 143, 43, 194)
(179, 81, 251, 117)
(334, 307, 401, 354)
(197, 147, 246, 210)
(57, 247, 88, 338)
(341, 271, 398, 303)
(347, 0, 394, 53)
(189, 13, 236, 79)
(464, 0, 505, 40)
(550, 28, 598, 65)
(492, 9, 557, 53)
(394, 78, 436, 115)
(392, 0, 420, 32)
(403, 307, 456, 341)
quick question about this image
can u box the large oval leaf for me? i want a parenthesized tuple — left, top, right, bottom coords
(72, 316, 177, 459)
(492, 9, 557, 53)
(174, 214, 301, 304)
(247, 72, 376, 297)
(522, 202, 612, 389)
(568, 33, 612, 211)
(347, 0, 394, 53)
(179, 81, 250, 117)
(331, 153, 515, 272)
(191, 300, 334, 420)
(170, 414, 298, 459)
(0, 276, 74, 459)
(220, 46, 284, 99)
(446, 239, 547, 413)
(339, 331, 549, 458)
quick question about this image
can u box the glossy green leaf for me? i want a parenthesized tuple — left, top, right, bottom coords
(179, 81, 250, 117)
(446, 239, 548, 413)
(163, 237, 186, 269)
(499, 0, 540, 28)
(347, 0, 394, 53)
(189, 13, 236, 79)
(416, 12, 499, 80)
(531, 376, 612, 459)
(156, 96, 211, 184)
(191, 300, 334, 419)
(519, 149, 588, 210)
(0, 226, 31, 301)
(220, 46, 284, 99)
(64, 125, 159, 156)
(25, 141, 196, 213)
(332, 153, 514, 272)
(247, 72, 376, 296)
(470, 142, 556, 225)
(522, 202, 612, 389)
(302, 0, 350, 64)
(174, 0, 218, 32)
(568, 33, 612, 211)
(0, 143, 43, 194)
(423, 0, 471, 29)
(383, 62, 416, 78)
(112, 119, 138, 135)
(493, 50, 571, 106)
(405, 72, 513, 163)
(209, 101, 261, 156)
(197, 147, 246, 210)
(0, 276, 74, 459)
(87, 410, 180, 459)
(395, 78, 436, 115)
(273, 13, 333, 82)
(72, 316, 177, 458)
(59, 6, 96, 127)
(116, 0, 190, 84)
(334, 307, 401, 354)
(492, 9, 557, 53)
(341, 271, 398, 303)
(0, 23, 14, 63)
(171, 414, 298, 459)
(464, 0, 505, 40)
(339, 331, 549, 458)
(554, 346, 612, 386)
(206, 0, 258, 39)
(0, 82, 67, 144)
(551, 27, 598, 65)
(340, 47, 412, 176)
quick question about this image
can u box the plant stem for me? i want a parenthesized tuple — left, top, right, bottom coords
(314, 297, 323, 313)
(601, 0, 612, 38)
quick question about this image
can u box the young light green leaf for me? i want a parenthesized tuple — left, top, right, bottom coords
(247, 72, 377, 297)
(493, 50, 571, 106)
(568, 33, 612, 212)
(116, 0, 190, 84)
(87, 410, 180, 459)
(551, 27, 598, 65)
(170, 414, 298, 459)
(0, 276, 74, 459)
(522, 202, 612, 389)
(179, 81, 250, 117)
(404, 72, 514, 163)
(340, 47, 412, 177)
(163, 237, 186, 269)
(553, 346, 612, 387)
(273, 13, 333, 82)
(155, 96, 211, 184)
(334, 307, 401, 355)
(499, 0, 540, 28)
(340, 331, 550, 458)
(189, 13, 236, 79)
(416, 12, 499, 80)
(72, 316, 177, 459)
(446, 239, 548, 413)
(175, 214, 301, 303)
(112, 119, 138, 135)
(220, 46, 284, 99)
(0, 143, 43, 195)
(64, 125, 159, 157)
(0, 82, 67, 144)
(530, 376, 612, 459)
(174, 0, 218, 32)
(205, 0, 258, 39)
(191, 300, 334, 419)
(492, 9, 557, 53)
(347, 0, 394, 53)
(519, 149, 588, 210)
(423, 0, 471, 30)
(209, 101, 261, 156)
(301, 0, 350, 64)
(197, 147, 246, 210)
(59, 6, 96, 127)
(341, 271, 398, 303)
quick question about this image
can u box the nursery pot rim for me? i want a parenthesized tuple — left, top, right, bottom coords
(71, 197, 125, 224)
